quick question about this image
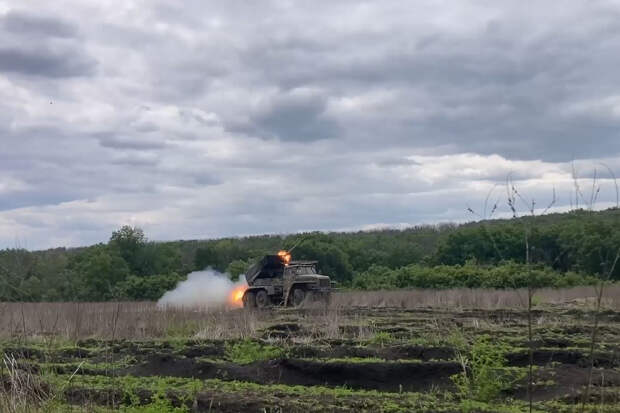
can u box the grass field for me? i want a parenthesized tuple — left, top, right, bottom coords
(1, 286, 619, 412)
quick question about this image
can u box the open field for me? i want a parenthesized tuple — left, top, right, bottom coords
(1, 287, 620, 412)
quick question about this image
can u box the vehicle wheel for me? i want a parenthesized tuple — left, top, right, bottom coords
(291, 287, 305, 307)
(255, 290, 270, 308)
(242, 291, 256, 308)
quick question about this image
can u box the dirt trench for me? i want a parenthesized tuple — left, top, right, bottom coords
(124, 354, 461, 392)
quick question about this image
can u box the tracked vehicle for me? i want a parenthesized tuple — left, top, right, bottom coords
(242, 251, 332, 308)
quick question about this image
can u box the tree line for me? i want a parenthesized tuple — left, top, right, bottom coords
(0, 208, 617, 301)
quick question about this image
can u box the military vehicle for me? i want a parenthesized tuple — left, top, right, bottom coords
(242, 251, 332, 308)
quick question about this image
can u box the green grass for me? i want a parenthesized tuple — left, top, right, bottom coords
(2, 302, 619, 413)
(368, 331, 395, 347)
(36, 374, 615, 413)
(224, 339, 286, 364)
(451, 335, 526, 403)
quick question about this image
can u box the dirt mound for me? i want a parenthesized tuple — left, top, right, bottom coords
(508, 365, 620, 402)
(179, 343, 225, 358)
(381, 345, 455, 360)
(64, 387, 125, 406)
(507, 349, 619, 368)
(287, 344, 455, 361)
(57, 347, 92, 360)
(125, 354, 460, 392)
(278, 359, 460, 391)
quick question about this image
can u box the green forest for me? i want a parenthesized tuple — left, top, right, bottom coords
(0, 208, 618, 301)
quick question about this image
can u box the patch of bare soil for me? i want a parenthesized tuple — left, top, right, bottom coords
(64, 387, 125, 406)
(278, 359, 459, 391)
(124, 354, 460, 392)
(506, 349, 619, 368)
(178, 343, 226, 358)
(66, 385, 460, 413)
(287, 344, 455, 361)
(508, 365, 620, 402)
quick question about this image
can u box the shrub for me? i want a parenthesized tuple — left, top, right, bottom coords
(353, 261, 599, 290)
(451, 336, 524, 402)
(120, 393, 189, 413)
(114, 273, 184, 300)
(369, 331, 394, 347)
(225, 340, 285, 364)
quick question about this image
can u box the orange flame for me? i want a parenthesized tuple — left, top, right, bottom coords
(277, 250, 291, 265)
(229, 284, 248, 308)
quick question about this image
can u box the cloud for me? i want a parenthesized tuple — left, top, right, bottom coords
(0, 10, 95, 78)
(229, 88, 340, 141)
(0, 47, 95, 77)
(97, 134, 167, 150)
(109, 153, 159, 167)
(1, 10, 78, 38)
(0, 0, 619, 249)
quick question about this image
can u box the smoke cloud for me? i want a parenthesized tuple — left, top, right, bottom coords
(157, 269, 248, 309)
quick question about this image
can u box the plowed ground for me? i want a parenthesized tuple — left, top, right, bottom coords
(2, 304, 620, 412)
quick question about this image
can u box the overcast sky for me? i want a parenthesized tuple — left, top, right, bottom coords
(1, 0, 619, 250)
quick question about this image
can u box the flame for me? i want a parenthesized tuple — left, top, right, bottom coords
(229, 284, 248, 308)
(277, 250, 291, 265)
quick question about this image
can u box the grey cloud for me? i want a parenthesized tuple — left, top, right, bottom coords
(229, 91, 340, 141)
(0, 46, 96, 77)
(0, 190, 77, 212)
(192, 173, 221, 186)
(110, 155, 159, 167)
(108, 182, 158, 194)
(375, 157, 421, 167)
(218, 7, 620, 160)
(1, 1, 620, 249)
(97, 135, 167, 150)
(0, 10, 94, 78)
(102, 1, 620, 159)
(1, 10, 77, 38)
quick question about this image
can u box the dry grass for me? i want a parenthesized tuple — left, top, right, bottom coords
(333, 285, 620, 310)
(0, 301, 264, 341)
(0, 354, 50, 413)
(0, 286, 618, 341)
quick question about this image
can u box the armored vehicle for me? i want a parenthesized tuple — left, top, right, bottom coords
(242, 251, 332, 308)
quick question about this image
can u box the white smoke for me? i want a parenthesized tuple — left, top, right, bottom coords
(157, 268, 247, 309)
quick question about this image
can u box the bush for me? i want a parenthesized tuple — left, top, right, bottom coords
(225, 340, 285, 364)
(114, 273, 184, 300)
(369, 331, 394, 347)
(353, 261, 599, 290)
(451, 335, 524, 402)
(120, 393, 189, 413)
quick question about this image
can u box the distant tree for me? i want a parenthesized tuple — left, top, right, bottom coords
(68, 244, 130, 300)
(226, 259, 251, 280)
(19, 276, 42, 300)
(352, 264, 394, 289)
(194, 245, 218, 270)
(115, 273, 183, 300)
(3, 208, 618, 302)
(136, 242, 183, 277)
(0, 248, 38, 301)
(294, 239, 354, 283)
(194, 240, 250, 272)
(352, 261, 597, 290)
(109, 225, 146, 274)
